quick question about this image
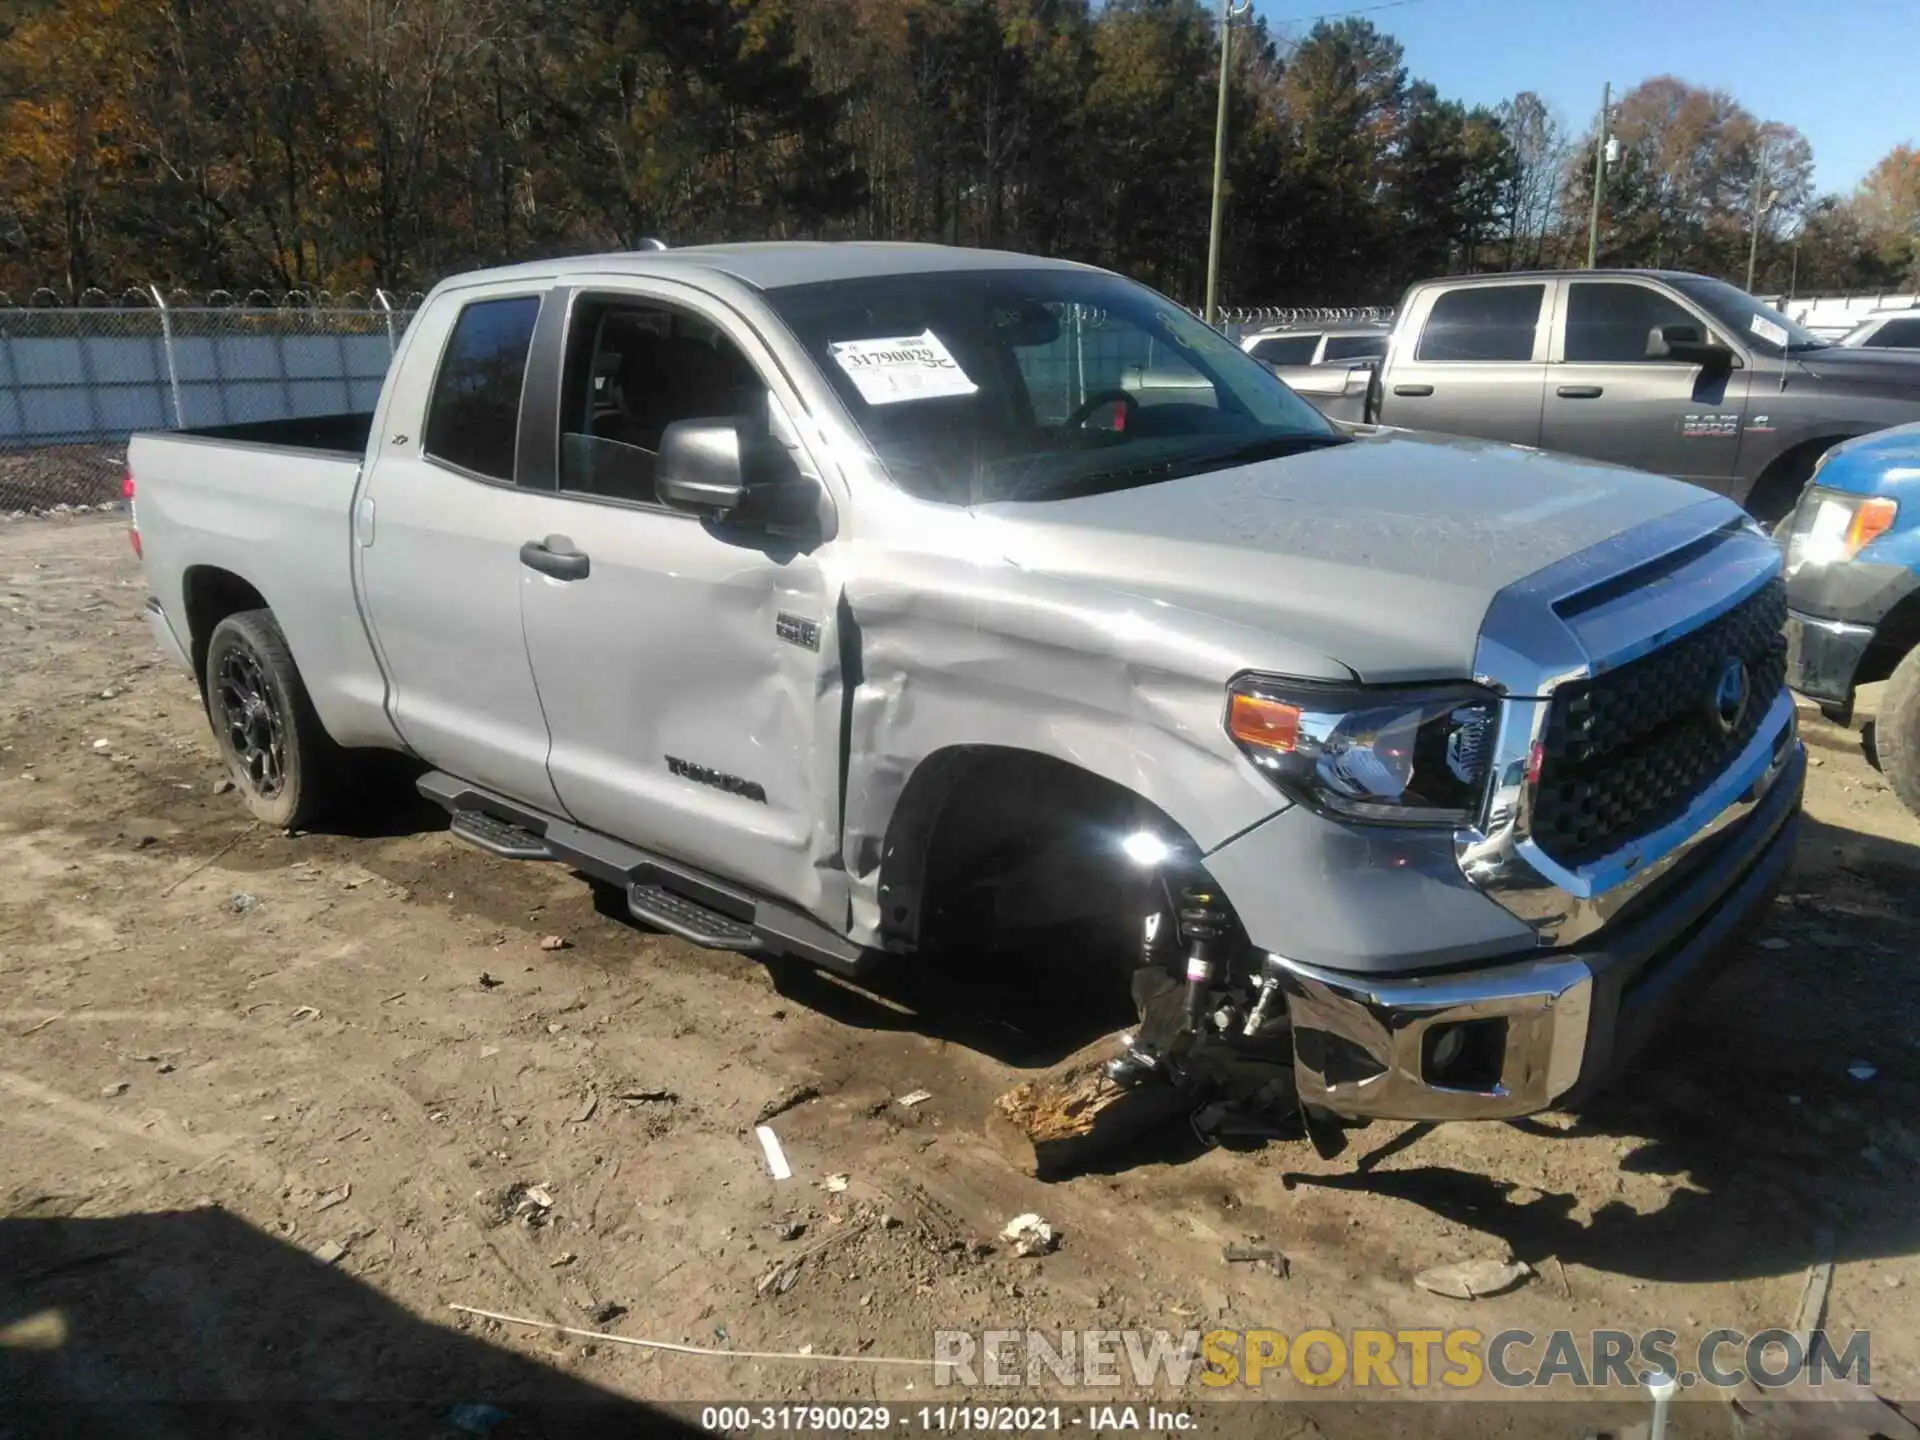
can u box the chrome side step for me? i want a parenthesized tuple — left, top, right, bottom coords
(415, 770, 871, 977)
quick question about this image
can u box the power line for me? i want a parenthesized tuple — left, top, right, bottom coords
(1268, 0, 1430, 25)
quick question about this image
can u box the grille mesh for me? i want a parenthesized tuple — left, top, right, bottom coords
(1532, 579, 1787, 867)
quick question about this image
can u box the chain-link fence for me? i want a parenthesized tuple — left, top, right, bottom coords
(0, 289, 420, 516)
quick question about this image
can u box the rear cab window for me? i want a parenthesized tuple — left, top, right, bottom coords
(1321, 334, 1387, 363)
(1249, 334, 1321, 366)
(1415, 285, 1545, 362)
(422, 296, 541, 482)
(1868, 317, 1920, 349)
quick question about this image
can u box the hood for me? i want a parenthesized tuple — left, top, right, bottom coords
(972, 429, 1721, 683)
(1821, 420, 1920, 498)
(1791, 345, 1920, 394)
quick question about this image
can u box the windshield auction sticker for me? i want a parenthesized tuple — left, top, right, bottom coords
(829, 331, 979, 405)
(1749, 313, 1789, 347)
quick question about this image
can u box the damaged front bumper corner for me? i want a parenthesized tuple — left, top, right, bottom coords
(1266, 738, 1804, 1123)
(1270, 952, 1592, 1121)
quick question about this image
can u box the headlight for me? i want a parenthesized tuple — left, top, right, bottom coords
(1226, 675, 1498, 825)
(1783, 486, 1898, 574)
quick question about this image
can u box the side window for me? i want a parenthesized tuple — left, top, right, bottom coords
(1564, 282, 1705, 363)
(1322, 334, 1387, 363)
(1415, 285, 1545, 363)
(422, 296, 540, 481)
(556, 297, 768, 506)
(1869, 317, 1920, 349)
(1250, 334, 1319, 366)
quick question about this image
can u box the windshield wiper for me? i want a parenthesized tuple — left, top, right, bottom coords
(1786, 339, 1831, 352)
(1001, 432, 1349, 502)
(1187, 433, 1351, 468)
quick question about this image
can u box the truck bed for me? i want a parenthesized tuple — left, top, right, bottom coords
(164, 411, 375, 457)
(128, 417, 401, 752)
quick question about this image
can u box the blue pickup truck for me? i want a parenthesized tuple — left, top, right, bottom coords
(1781, 421, 1920, 812)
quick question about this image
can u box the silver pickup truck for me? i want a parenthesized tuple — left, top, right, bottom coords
(129, 242, 1804, 1131)
(1330, 269, 1920, 523)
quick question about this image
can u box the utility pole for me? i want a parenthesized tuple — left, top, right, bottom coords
(1746, 172, 1778, 293)
(1585, 81, 1610, 269)
(1204, 0, 1250, 326)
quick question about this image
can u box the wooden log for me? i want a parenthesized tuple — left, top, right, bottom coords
(987, 1030, 1189, 1180)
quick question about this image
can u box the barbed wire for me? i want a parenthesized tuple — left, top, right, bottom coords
(0, 287, 428, 311)
(1218, 305, 1395, 327)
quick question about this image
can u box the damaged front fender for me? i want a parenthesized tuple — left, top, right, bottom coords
(833, 503, 1338, 947)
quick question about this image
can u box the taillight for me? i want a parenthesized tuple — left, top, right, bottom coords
(123, 467, 141, 558)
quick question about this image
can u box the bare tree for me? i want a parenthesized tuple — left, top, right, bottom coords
(1497, 90, 1565, 268)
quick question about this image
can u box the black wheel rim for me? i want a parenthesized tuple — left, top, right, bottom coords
(216, 646, 286, 798)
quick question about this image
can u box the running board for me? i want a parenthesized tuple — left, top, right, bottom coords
(627, 883, 759, 950)
(450, 809, 553, 860)
(416, 770, 871, 977)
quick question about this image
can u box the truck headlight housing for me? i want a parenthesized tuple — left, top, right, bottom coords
(1783, 486, 1898, 574)
(1227, 676, 1497, 825)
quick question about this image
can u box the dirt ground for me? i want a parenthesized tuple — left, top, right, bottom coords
(4, 514, 1919, 1438)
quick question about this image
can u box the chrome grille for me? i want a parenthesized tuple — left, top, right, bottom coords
(1531, 578, 1788, 867)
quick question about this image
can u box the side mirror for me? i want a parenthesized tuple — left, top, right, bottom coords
(1646, 322, 1736, 369)
(657, 418, 746, 514)
(1340, 364, 1372, 398)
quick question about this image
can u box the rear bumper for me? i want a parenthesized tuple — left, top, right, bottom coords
(143, 596, 193, 674)
(1783, 608, 1874, 705)
(1270, 741, 1804, 1121)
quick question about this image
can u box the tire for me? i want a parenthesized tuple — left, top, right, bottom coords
(1875, 644, 1920, 818)
(203, 608, 343, 830)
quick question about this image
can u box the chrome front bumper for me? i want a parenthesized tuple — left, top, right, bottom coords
(1271, 735, 1804, 1122)
(1273, 950, 1592, 1120)
(1783, 609, 1874, 706)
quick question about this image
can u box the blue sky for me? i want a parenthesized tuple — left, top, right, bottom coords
(1252, 0, 1916, 194)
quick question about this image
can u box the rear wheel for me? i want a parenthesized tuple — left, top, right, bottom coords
(204, 608, 342, 829)
(1874, 644, 1920, 818)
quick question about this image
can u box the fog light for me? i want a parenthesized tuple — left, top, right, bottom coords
(1422, 1018, 1508, 1091)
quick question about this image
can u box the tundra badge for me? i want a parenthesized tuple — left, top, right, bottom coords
(775, 613, 821, 651)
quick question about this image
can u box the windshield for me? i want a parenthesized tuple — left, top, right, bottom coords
(1669, 276, 1830, 355)
(764, 268, 1343, 504)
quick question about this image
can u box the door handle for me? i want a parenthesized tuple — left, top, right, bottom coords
(1392, 384, 1434, 397)
(1556, 385, 1605, 399)
(519, 538, 590, 581)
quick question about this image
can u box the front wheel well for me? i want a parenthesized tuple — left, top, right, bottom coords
(1745, 436, 1850, 523)
(875, 746, 1199, 954)
(182, 567, 269, 691)
(1855, 589, 1920, 691)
